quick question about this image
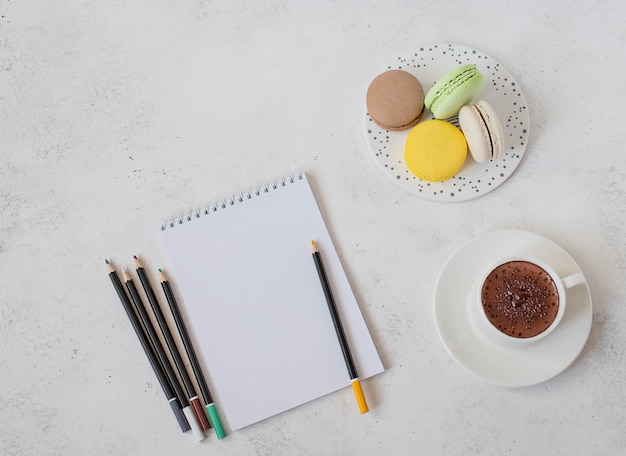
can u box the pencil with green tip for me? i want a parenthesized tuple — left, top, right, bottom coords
(311, 240, 369, 414)
(158, 268, 227, 439)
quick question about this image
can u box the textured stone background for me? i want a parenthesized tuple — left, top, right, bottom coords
(1, 1, 625, 455)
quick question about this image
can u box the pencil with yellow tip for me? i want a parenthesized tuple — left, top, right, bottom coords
(311, 240, 369, 414)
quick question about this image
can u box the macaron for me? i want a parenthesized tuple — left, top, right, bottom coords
(424, 64, 484, 119)
(366, 69, 425, 131)
(404, 120, 467, 182)
(459, 100, 505, 163)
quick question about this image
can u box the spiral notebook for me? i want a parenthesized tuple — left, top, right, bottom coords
(160, 172, 383, 431)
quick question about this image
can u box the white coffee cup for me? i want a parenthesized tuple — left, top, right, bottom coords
(472, 257, 585, 346)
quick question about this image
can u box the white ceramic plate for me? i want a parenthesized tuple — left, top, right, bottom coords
(363, 43, 530, 202)
(434, 230, 592, 387)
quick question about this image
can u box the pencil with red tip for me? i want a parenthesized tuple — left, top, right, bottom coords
(133, 255, 209, 440)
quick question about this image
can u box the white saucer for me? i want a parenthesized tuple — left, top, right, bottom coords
(434, 230, 592, 387)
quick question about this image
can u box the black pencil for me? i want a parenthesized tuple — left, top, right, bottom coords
(311, 241, 369, 414)
(121, 267, 205, 439)
(104, 259, 190, 433)
(158, 268, 227, 439)
(133, 255, 211, 435)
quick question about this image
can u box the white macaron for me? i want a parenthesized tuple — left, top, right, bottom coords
(459, 100, 505, 163)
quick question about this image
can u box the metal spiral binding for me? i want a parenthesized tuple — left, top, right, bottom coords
(160, 171, 305, 231)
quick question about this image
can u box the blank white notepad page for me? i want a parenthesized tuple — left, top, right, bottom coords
(160, 173, 383, 431)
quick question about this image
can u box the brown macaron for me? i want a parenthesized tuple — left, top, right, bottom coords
(366, 70, 425, 131)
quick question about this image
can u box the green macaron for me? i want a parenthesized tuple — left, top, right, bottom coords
(424, 64, 485, 119)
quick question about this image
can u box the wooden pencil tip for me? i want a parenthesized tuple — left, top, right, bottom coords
(105, 259, 110, 264)
(133, 255, 138, 259)
(158, 268, 163, 273)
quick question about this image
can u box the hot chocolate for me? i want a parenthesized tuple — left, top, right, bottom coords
(481, 260, 559, 338)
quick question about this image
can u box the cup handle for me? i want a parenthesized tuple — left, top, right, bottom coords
(561, 272, 585, 289)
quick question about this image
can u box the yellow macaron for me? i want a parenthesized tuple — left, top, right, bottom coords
(404, 120, 468, 182)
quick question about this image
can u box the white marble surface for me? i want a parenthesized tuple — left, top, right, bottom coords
(2, 1, 625, 454)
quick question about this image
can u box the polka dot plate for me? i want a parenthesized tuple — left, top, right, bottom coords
(363, 44, 530, 202)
